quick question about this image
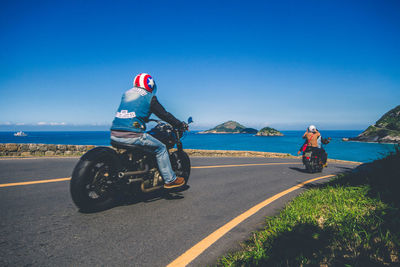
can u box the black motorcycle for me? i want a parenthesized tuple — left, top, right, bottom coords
(302, 137, 330, 173)
(70, 117, 193, 211)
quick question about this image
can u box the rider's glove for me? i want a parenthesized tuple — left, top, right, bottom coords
(180, 121, 189, 131)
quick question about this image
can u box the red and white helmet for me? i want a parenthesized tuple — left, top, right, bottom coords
(133, 73, 156, 92)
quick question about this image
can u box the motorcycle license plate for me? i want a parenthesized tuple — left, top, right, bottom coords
(304, 152, 312, 157)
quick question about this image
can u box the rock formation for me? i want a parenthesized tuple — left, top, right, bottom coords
(256, 127, 284, 136)
(199, 121, 257, 134)
(349, 105, 400, 143)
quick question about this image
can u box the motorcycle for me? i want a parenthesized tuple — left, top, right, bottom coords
(70, 117, 193, 212)
(302, 137, 330, 173)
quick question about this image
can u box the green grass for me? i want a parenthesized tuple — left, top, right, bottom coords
(375, 105, 400, 131)
(218, 147, 400, 266)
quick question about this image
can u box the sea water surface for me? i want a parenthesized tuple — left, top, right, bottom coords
(0, 131, 397, 163)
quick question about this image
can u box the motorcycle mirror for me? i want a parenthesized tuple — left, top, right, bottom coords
(188, 117, 193, 124)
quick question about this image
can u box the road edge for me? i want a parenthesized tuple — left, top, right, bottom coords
(0, 144, 362, 165)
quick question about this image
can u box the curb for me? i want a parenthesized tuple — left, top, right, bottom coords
(0, 144, 362, 165)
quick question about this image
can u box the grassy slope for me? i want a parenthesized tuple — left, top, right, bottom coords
(359, 105, 400, 139)
(218, 148, 400, 266)
(375, 105, 400, 131)
(361, 125, 400, 138)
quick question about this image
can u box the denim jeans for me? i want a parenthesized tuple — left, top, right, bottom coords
(111, 133, 177, 184)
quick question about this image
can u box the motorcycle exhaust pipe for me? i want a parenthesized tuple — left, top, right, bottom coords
(141, 182, 163, 193)
(118, 165, 149, 179)
(128, 178, 144, 183)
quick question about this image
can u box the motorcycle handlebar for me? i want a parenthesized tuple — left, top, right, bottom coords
(147, 119, 190, 131)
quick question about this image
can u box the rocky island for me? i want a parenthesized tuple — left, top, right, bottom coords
(349, 105, 400, 144)
(256, 127, 284, 136)
(199, 121, 258, 134)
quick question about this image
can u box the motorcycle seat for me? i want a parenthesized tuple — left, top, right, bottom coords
(110, 140, 143, 151)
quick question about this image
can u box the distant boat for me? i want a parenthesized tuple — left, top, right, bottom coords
(14, 131, 28, 137)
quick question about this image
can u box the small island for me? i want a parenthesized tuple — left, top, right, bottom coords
(349, 105, 400, 143)
(199, 121, 258, 134)
(256, 127, 284, 136)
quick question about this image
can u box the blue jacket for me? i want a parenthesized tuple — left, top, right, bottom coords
(111, 87, 155, 133)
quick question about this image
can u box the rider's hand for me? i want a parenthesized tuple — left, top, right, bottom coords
(297, 151, 301, 155)
(180, 121, 189, 131)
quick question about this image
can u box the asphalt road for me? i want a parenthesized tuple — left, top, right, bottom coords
(0, 157, 358, 266)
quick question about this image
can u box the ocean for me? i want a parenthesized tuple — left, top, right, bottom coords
(0, 130, 397, 163)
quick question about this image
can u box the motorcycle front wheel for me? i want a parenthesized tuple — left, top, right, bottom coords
(170, 150, 191, 184)
(70, 153, 117, 212)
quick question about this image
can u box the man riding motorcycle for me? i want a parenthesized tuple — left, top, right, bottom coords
(298, 125, 328, 166)
(110, 73, 187, 189)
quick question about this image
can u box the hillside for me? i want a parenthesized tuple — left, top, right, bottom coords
(256, 127, 284, 136)
(350, 105, 400, 143)
(199, 121, 257, 134)
(241, 128, 258, 134)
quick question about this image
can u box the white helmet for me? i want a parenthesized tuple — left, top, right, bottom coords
(308, 125, 317, 133)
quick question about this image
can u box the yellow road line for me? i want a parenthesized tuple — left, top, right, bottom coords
(0, 177, 71, 188)
(192, 162, 300, 169)
(167, 174, 335, 267)
(0, 162, 300, 188)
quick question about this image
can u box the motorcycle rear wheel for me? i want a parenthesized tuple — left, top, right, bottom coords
(305, 163, 312, 173)
(315, 163, 323, 173)
(70, 154, 117, 212)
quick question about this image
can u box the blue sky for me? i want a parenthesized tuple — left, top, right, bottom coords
(1, 0, 399, 131)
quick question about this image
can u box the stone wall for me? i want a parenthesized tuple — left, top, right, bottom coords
(0, 143, 294, 159)
(182, 149, 294, 158)
(0, 143, 96, 157)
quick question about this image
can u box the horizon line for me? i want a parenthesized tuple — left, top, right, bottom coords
(0, 129, 365, 132)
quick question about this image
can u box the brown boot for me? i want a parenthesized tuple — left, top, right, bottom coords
(164, 177, 185, 189)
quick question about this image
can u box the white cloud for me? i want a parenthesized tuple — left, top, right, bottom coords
(37, 122, 67, 126)
(90, 122, 109, 126)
